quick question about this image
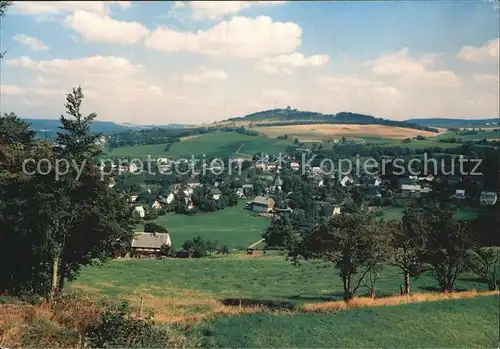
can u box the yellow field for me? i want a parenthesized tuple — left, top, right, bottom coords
(254, 124, 442, 141)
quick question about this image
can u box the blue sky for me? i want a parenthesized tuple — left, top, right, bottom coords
(0, 1, 498, 124)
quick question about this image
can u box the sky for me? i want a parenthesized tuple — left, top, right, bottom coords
(0, 1, 499, 125)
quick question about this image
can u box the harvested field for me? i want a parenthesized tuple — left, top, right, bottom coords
(255, 124, 443, 140)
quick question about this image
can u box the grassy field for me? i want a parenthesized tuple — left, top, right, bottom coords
(361, 136, 460, 149)
(69, 254, 496, 327)
(139, 201, 269, 249)
(107, 132, 293, 159)
(379, 206, 482, 221)
(71, 257, 493, 304)
(255, 124, 443, 141)
(200, 295, 499, 348)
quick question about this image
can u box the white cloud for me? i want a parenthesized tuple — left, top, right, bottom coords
(473, 73, 499, 83)
(367, 48, 460, 87)
(314, 74, 405, 117)
(64, 11, 150, 44)
(262, 89, 291, 99)
(4, 56, 165, 121)
(172, 1, 186, 9)
(13, 34, 49, 52)
(182, 67, 228, 83)
(1, 84, 26, 96)
(189, 1, 287, 20)
(145, 16, 301, 58)
(457, 38, 499, 64)
(256, 52, 330, 74)
(12, 1, 131, 20)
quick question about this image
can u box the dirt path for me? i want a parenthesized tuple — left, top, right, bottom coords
(235, 143, 249, 157)
(248, 239, 264, 249)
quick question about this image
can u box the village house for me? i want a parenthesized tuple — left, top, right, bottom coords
(255, 162, 277, 172)
(128, 195, 138, 203)
(332, 206, 342, 216)
(366, 176, 382, 187)
(340, 175, 354, 187)
(130, 232, 172, 258)
(212, 188, 222, 200)
(181, 197, 195, 210)
(235, 188, 245, 198)
(480, 191, 498, 205)
(290, 161, 300, 171)
(273, 207, 293, 214)
(133, 206, 145, 218)
(250, 196, 275, 213)
(186, 179, 201, 189)
(312, 167, 323, 176)
(129, 162, 139, 173)
(272, 174, 283, 192)
(401, 184, 422, 198)
(398, 177, 417, 188)
(151, 200, 162, 210)
(165, 192, 175, 204)
(454, 189, 466, 199)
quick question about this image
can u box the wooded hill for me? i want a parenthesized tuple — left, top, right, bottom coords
(226, 108, 439, 133)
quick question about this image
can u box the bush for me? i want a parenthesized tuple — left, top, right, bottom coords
(192, 245, 207, 258)
(182, 236, 208, 258)
(22, 317, 80, 348)
(85, 301, 182, 348)
(144, 210, 158, 221)
(159, 243, 171, 257)
(144, 223, 167, 233)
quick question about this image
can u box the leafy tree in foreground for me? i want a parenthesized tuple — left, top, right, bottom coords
(267, 212, 388, 302)
(424, 203, 477, 292)
(467, 247, 500, 291)
(385, 207, 428, 295)
(307, 214, 388, 301)
(0, 88, 135, 297)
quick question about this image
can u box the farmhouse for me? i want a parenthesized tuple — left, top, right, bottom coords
(480, 191, 498, 205)
(130, 232, 172, 258)
(250, 196, 275, 213)
(151, 200, 162, 210)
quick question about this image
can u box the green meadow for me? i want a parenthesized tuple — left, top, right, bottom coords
(199, 295, 499, 348)
(139, 201, 269, 249)
(71, 256, 492, 304)
(107, 131, 293, 159)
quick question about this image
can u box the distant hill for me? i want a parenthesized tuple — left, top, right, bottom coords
(22, 118, 188, 139)
(406, 118, 500, 128)
(226, 108, 439, 133)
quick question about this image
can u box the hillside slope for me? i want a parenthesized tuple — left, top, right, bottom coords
(406, 118, 499, 128)
(224, 109, 439, 133)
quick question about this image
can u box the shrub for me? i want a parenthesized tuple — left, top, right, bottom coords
(192, 245, 207, 258)
(144, 210, 158, 221)
(159, 243, 171, 257)
(85, 301, 180, 348)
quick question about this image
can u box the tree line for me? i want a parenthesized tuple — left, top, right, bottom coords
(263, 201, 499, 301)
(107, 126, 259, 148)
